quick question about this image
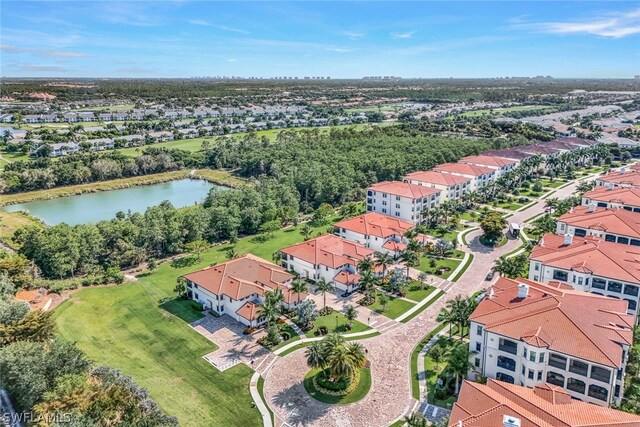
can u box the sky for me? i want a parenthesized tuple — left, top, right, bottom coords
(1, 1, 639, 79)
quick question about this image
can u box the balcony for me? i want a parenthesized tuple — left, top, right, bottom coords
(497, 356, 516, 372)
(498, 339, 518, 355)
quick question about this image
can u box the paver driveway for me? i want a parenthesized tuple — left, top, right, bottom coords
(263, 178, 588, 426)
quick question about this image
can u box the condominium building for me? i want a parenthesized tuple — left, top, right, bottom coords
(333, 212, 413, 255)
(556, 205, 640, 246)
(433, 163, 496, 190)
(582, 186, 640, 213)
(595, 169, 640, 189)
(366, 181, 441, 224)
(403, 170, 471, 201)
(459, 154, 519, 176)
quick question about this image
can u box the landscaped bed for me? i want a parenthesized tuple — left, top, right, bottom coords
(366, 292, 416, 319)
(304, 312, 371, 338)
(303, 367, 372, 404)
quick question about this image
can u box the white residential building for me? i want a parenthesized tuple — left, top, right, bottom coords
(333, 212, 413, 256)
(403, 170, 471, 201)
(582, 186, 640, 213)
(556, 205, 640, 246)
(459, 154, 519, 176)
(469, 277, 633, 407)
(433, 162, 496, 190)
(366, 180, 441, 224)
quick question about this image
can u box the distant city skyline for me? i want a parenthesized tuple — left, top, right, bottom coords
(1, 1, 639, 78)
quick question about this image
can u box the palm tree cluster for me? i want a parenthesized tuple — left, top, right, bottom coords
(258, 290, 284, 345)
(440, 295, 479, 341)
(493, 254, 529, 279)
(305, 333, 367, 383)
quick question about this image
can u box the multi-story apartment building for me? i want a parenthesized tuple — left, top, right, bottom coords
(433, 163, 496, 191)
(529, 233, 640, 315)
(280, 234, 376, 293)
(333, 212, 413, 256)
(469, 277, 633, 407)
(450, 379, 640, 427)
(402, 170, 471, 201)
(595, 169, 640, 189)
(366, 181, 441, 225)
(183, 254, 305, 327)
(556, 204, 640, 246)
(582, 186, 640, 213)
(459, 154, 519, 176)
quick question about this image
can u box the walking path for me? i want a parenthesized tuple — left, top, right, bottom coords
(261, 177, 588, 426)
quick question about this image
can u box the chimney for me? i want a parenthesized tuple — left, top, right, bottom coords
(503, 415, 521, 427)
(607, 182, 614, 190)
(539, 236, 544, 247)
(488, 288, 495, 299)
(588, 202, 597, 213)
(517, 283, 529, 299)
(621, 167, 627, 174)
(563, 233, 573, 245)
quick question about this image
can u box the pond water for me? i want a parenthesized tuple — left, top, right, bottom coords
(1, 179, 222, 225)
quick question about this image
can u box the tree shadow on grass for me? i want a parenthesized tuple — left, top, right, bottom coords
(170, 255, 198, 269)
(160, 297, 205, 323)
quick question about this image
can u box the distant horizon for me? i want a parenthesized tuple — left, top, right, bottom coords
(2, 76, 639, 81)
(2, 1, 639, 79)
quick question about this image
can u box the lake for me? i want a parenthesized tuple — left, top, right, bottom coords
(1, 179, 221, 225)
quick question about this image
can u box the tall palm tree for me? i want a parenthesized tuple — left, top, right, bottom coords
(446, 295, 468, 339)
(447, 345, 476, 395)
(374, 252, 393, 277)
(343, 304, 358, 327)
(357, 257, 374, 274)
(400, 249, 419, 277)
(305, 341, 326, 370)
(291, 278, 308, 304)
(358, 271, 377, 300)
(315, 278, 333, 310)
(326, 341, 367, 381)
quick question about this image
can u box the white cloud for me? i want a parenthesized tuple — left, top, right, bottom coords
(342, 31, 366, 39)
(227, 58, 237, 62)
(325, 47, 352, 53)
(1, 45, 90, 58)
(187, 19, 249, 34)
(511, 8, 640, 38)
(391, 31, 416, 39)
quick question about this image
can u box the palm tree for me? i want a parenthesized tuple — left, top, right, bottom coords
(403, 412, 427, 427)
(325, 341, 367, 381)
(291, 278, 308, 304)
(305, 341, 326, 370)
(374, 252, 393, 277)
(400, 249, 419, 277)
(357, 257, 374, 274)
(258, 291, 281, 325)
(358, 271, 377, 300)
(343, 304, 358, 327)
(446, 295, 468, 340)
(446, 345, 475, 395)
(315, 278, 333, 310)
(300, 224, 313, 241)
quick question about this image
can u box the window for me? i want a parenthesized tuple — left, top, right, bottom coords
(497, 355, 516, 372)
(534, 263, 539, 271)
(476, 325, 483, 336)
(615, 385, 621, 398)
(194, 293, 199, 300)
(475, 357, 480, 368)
(537, 371, 543, 381)
(632, 239, 640, 247)
(577, 277, 583, 286)
(382, 208, 387, 214)
(395, 195, 400, 201)
(523, 348, 527, 359)
(626, 299, 637, 311)
(496, 372, 515, 384)
(624, 285, 639, 296)
(549, 353, 567, 370)
(569, 359, 589, 376)
(539, 352, 545, 363)
(567, 378, 586, 394)
(597, 202, 607, 207)
(618, 237, 630, 245)
(498, 338, 518, 355)
(476, 342, 481, 352)
(608, 281, 623, 293)
(574, 228, 587, 237)
(395, 203, 400, 209)
(605, 234, 617, 242)
(546, 371, 565, 387)
(529, 351, 537, 362)
(592, 278, 606, 290)
(588, 384, 608, 401)
(528, 370, 534, 380)
(590, 366, 611, 383)
(553, 270, 568, 282)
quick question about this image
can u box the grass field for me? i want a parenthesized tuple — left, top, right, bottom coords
(304, 312, 371, 338)
(53, 218, 337, 426)
(456, 105, 557, 118)
(0, 169, 244, 206)
(368, 291, 416, 319)
(0, 210, 42, 246)
(415, 256, 462, 279)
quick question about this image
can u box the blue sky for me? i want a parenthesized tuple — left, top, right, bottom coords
(1, 1, 639, 78)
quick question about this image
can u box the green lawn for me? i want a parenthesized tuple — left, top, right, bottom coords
(159, 298, 206, 323)
(410, 322, 448, 399)
(455, 105, 556, 118)
(538, 178, 566, 188)
(399, 290, 444, 324)
(303, 367, 372, 404)
(304, 312, 371, 338)
(269, 324, 301, 351)
(422, 226, 460, 242)
(368, 292, 416, 319)
(415, 256, 462, 278)
(403, 282, 436, 302)
(52, 219, 338, 426)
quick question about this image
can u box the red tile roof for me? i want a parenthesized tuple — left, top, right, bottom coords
(450, 379, 640, 427)
(558, 206, 640, 239)
(597, 170, 640, 188)
(584, 186, 640, 208)
(433, 162, 494, 177)
(382, 240, 407, 252)
(280, 234, 374, 269)
(236, 301, 260, 321)
(471, 277, 633, 368)
(531, 233, 640, 284)
(403, 170, 471, 186)
(333, 271, 361, 285)
(367, 180, 441, 199)
(183, 254, 299, 304)
(460, 155, 518, 168)
(333, 213, 413, 239)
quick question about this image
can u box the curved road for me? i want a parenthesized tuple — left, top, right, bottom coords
(263, 179, 587, 426)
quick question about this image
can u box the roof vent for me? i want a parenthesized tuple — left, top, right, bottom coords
(503, 415, 521, 427)
(517, 284, 529, 299)
(488, 288, 495, 299)
(588, 202, 597, 213)
(563, 234, 573, 246)
(607, 182, 614, 190)
(539, 236, 544, 247)
(620, 167, 627, 174)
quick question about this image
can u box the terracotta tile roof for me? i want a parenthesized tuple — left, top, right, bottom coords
(403, 170, 471, 186)
(236, 301, 260, 321)
(460, 155, 518, 168)
(450, 379, 640, 427)
(333, 213, 413, 239)
(583, 186, 640, 208)
(531, 233, 640, 284)
(630, 163, 640, 171)
(333, 271, 361, 285)
(558, 206, 640, 239)
(280, 234, 374, 269)
(183, 254, 299, 304)
(382, 240, 407, 252)
(471, 277, 633, 368)
(367, 180, 441, 199)
(597, 170, 640, 188)
(433, 162, 494, 177)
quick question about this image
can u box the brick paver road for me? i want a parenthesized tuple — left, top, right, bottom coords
(263, 178, 588, 426)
